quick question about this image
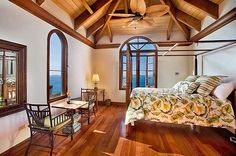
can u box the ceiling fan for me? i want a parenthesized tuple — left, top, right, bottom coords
(109, 0, 169, 28)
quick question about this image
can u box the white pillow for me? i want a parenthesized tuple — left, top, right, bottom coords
(212, 82, 234, 102)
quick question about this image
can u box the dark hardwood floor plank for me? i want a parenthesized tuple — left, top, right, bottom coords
(2, 104, 236, 156)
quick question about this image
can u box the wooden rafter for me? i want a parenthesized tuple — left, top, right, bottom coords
(36, 0, 45, 6)
(176, 10, 201, 31)
(95, 0, 121, 43)
(79, 0, 94, 14)
(160, 0, 190, 40)
(107, 23, 113, 43)
(184, 0, 219, 19)
(191, 7, 236, 41)
(124, 0, 128, 14)
(9, 0, 94, 48)
(95, 43, 120, 49)
(167, 18, 173, 40)
(87, 17, 105, 37)
(74, 0, 112, 30)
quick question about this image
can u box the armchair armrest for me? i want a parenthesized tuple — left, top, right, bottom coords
(51, 109, 73, 127)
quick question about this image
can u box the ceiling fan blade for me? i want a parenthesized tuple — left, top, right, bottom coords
(146, 5, 170, 14)
(130, 0, 138, 13)
(109, 13, 136, 17)
(137, 0, 146, 15)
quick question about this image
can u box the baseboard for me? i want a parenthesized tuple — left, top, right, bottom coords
(111, 102, 126, 105)
(71, 99, 126, 106)
(98, 101, 125, 105)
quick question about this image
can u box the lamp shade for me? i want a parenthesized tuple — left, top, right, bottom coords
(92, 74, 100, 82)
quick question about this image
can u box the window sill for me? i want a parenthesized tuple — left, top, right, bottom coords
(48, 95, 67, 103)
(0, 104, 25, 118)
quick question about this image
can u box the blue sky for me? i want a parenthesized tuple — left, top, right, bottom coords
(50, 33, 62, 75)
(122, 38, 156, 76)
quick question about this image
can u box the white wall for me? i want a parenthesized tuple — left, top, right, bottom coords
(0, 0, 93, 153)
(158, 56, 193, 88)
(196, 0, 236, 87)
(92, 48, 126, 102)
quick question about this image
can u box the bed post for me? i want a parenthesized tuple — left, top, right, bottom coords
(125, 43, 132, 137)
(126, 43, 132, 107)
(194, 55, 198, 75)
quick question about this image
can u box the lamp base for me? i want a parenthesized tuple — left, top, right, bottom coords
(94, 82, 98, 91)
(94, 86, 98, 91)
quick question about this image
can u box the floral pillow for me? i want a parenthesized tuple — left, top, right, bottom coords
(173, 81, 200, 94)
(185, 75, 199, 82)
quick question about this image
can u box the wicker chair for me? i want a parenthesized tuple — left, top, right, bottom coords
(25, 103, 74, 156)
(79, 90, 96, 124)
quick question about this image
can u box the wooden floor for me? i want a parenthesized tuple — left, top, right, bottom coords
(2, 104, 236, 156)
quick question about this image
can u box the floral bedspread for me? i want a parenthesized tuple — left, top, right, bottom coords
(125, 88, 236, 129)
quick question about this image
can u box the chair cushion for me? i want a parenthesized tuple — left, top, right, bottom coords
(80, 103, 95, 109)
(44, 114, 71, 131)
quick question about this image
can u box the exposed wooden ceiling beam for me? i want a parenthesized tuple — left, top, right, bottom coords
(87, 17, 105, 37)
(191, 7, 236, 41)
(176, 10, 201, 31)
(160, 0, 190, 40)
(95, 40, 236, 49)
(158, 42, 192, 47)
(107, 23, 113, 43)
(9, 0, 95, 48)
(36, 0, 45, 6)
(124, 0, 128, 14)
(87, 15, 124, 40)
(95, 0, 121, 43)
(95, 43, 121, 49)
(86, 9, 132, 38)
(167, 18, 173, 40)
(79, 0, 94, 14)
(184, 0, 219, 19)
(74, 0, 112, 30)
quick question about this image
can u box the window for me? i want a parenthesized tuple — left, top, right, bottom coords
(119, 36, 157, 90)
(0, 39, 27, 117)
(47, 29, 68, 103)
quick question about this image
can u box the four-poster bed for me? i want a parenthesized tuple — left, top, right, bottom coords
(125, 40, 236, 136)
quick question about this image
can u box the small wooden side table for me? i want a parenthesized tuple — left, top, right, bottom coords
(96, 89, 105, 103)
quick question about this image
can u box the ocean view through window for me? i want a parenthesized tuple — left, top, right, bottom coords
(47, 29, 68, 102)
(50, 33, 62, 96)
(119, 36, 157, 90)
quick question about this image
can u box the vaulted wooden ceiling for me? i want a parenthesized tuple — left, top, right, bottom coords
(36, 0, 224, 43)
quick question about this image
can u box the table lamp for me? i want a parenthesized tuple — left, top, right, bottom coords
(92, 74, 100, 91)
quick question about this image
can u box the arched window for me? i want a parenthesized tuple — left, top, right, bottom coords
(119, 36, 157, 90)
(47, 29, 68, 103)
